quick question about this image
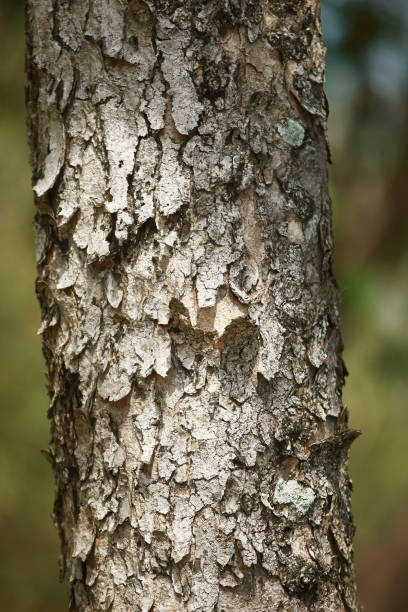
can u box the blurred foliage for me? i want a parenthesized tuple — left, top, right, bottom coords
(323, 0, 408, 570)
(0, 2, 66, 610)
(0, 1, 407, 610)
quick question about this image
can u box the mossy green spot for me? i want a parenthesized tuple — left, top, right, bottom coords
(277, 118, 305, 147)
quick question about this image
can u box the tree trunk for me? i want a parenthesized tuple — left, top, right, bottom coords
(25, 1, 359, 610)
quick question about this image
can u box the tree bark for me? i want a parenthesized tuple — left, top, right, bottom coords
(25, 1, 359, 610)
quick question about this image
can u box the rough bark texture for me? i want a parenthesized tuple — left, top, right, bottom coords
(26, 1, 360, 610)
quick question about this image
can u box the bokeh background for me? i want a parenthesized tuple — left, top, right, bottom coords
(0, 1, 407, 609)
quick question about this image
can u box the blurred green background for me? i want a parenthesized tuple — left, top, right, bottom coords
(0, 1, 407, 610)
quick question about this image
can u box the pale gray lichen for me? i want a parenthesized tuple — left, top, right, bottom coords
(277, 118, 305, 147)
(274, 479, 316, 517)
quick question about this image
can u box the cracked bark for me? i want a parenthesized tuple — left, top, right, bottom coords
(25, 1, 360, 610)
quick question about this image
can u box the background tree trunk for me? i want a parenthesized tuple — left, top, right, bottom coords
(25, 1, 359, 610)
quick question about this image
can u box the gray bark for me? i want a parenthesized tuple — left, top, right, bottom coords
(25, 1, 359, 610)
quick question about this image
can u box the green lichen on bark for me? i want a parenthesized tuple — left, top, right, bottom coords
(277, 119, 306, 147)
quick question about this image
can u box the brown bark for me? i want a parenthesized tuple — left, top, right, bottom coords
(25, 1, 359, 609)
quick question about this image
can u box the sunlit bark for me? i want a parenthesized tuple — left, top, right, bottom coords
(26, 1, 359, 609)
